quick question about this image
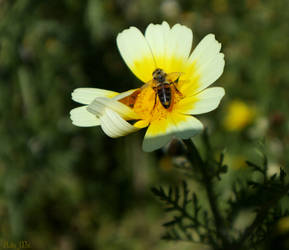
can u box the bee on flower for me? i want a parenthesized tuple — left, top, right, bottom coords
(70, 21, 225, 152)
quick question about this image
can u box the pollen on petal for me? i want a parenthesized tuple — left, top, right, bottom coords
(133, 85, 156, 120)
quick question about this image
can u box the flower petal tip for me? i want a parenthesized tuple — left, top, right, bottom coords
(142, 134, 172, 152)
(70, 106, 100, 127)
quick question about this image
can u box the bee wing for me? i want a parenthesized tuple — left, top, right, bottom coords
(166, 72, 184, 83)
(141, 79, 155, 90)
(140, 83, 150, 90)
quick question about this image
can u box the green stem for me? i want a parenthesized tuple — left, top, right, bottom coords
(184, 139, 229, 249)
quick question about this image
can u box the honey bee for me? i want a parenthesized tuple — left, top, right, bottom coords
(119, 68, 183, 110)
(149, 68, 182, 109)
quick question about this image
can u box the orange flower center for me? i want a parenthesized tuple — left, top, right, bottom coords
(119, 70, 185, 123)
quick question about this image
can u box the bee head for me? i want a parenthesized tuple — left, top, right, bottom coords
(153, 68, 166, 82)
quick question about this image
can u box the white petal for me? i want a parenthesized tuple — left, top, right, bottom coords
(86, 99, 105, 117)
(166, 23, 193, 61)
(87, 97, 139, 120)
(187, 34, 225, 92)
(117, 26, 156, 83)
(144, 22, 170, 61)
(170, 114, 204, 139)
(99, 108, 140, 138)
(142, 113, 203, 152)
(177, 87, 225, 115)
(72, 88, 119, 105)
(145, 22, 193, 72)
(70, 106, 100, 127)
(142, 119, 174, 152)
(113, 89, 138, 101)
(142, 133, 172, 152)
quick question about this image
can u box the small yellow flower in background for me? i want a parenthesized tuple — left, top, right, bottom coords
(70, 22, 225, 152)
(277, 216, 289, 234)
(222, 154, 246, 170)
(223, 100, 255, 131)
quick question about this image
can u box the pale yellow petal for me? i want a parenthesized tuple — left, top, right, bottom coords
(176, 87, 225, 115)
(142, 112, 203, 152)
(169, 113, 204, 139)
(113, 89, 138, 101)
(144, 21, 170, 67)
(186, 34, 224, 92)
(116, 26, 156, 83)
(87, 97, 139, 120)
(145, 22, 193, 73)
(72, 88, 119, 104)
(70, 106, 100, 127)
(99, 108, 140, 138)
(142, 118, 175, 152)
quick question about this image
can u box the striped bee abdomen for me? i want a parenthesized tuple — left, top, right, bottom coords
(157, 83, 172, 109)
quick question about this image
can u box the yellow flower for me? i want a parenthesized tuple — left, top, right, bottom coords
(277, 216, 289, 234)
(223, 100, 255, 131)
(70, 22, 225, 152)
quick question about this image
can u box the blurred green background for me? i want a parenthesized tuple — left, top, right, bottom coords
(0, 0, 289, 249)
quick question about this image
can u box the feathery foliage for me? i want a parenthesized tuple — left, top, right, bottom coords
(152, 132, 289, 250)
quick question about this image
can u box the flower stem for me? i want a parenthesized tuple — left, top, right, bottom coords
(184, 138, 230, 249)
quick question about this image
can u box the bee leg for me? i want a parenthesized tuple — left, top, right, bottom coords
(170, 82, 184, 98)
(171, 82, 182, 96)
(174, 76, 180, 84)
(152, 87, 158, 113)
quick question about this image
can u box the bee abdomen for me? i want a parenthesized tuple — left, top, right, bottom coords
(157, 84, 171, 109)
